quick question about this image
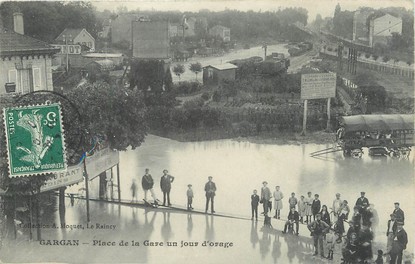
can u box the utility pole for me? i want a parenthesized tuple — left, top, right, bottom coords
(62, 34, 72, 72)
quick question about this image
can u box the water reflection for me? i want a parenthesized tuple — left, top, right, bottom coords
(250, 221, 259, 249)
(205, 215, 214, 241)
(187, 213, 193, 237)
(161, 212, 172, 241)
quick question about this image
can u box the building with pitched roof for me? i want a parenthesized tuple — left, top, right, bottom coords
(55, 28, 95, 51)
(0, 21, 59, 94)
(369, 13, 402, 47)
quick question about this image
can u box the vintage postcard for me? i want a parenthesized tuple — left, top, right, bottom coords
(0, 0, 413, 263)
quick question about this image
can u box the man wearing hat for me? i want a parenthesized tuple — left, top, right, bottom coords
(260, 181, 271, 215)
(386, 214, 398, 255)
(307, 213, 330, 257)
(392, 202, 405, 225)
(390, 223, 408, 264)
(355, 191, 369, 214)
(160, 169, 175, 206)
(204, 176, 216, 214)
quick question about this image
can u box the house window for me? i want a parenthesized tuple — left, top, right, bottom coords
(8, 69, 17, 83)
(32, 68, 41, 90)
(8, 69, 18, 91)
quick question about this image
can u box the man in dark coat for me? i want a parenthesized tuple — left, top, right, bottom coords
(390, 223, 408, 264)
(392, 202, 405, 225)
(283, 207, 300, 235)
(160, 169, 174, 206)
(355, 192, 369, 214)
(251, 189, 260, 221)
(308, 213, 330, 257)
(142, 168, 158, 203)
(260, 181, 271, 215)
(205, 176, 216, 214)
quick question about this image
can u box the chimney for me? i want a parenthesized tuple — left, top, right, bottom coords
(13, 12, 24, 35)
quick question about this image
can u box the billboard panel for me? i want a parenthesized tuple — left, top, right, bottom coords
(301, 73, 336, 100)
(132, 21, 169, 59)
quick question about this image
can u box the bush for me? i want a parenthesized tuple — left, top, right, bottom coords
(365, 53, 371, 59)
(212, 90, 222, 102)
(372, 55, 379, 60)
(201, 92, 210, 101)
(183, 97, 204, 109)
(327, 47, 333, 52)
(174, 81, 202, 95)
(383, 56, 390, 63)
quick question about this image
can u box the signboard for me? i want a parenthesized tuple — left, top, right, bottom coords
(301, 73, 336, 100)
(86, 147, 119, 180)
(3, 103, 67, 177)
(41, 164, 83, 192)
(132, 21, 169, 59)
(40, 147, 119, 192)
(52, 44, 82, 55)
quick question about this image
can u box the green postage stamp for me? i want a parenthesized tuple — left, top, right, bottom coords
(3, 103, 67, 177)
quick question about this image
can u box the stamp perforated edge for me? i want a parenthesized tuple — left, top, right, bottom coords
(2, 102, 68, 178)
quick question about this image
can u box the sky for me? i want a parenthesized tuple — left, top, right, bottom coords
(92, 0, 414, 21)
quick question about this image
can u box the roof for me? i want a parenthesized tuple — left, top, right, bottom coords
(82, 53, 123, 58)
(0, 27, 60, 56)
(55, 28, 95, 43)
(205, 63, 238, 70)
(340, 114, 414, 132)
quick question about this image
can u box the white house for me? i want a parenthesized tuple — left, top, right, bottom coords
(0, 13, 59, 95)
(369, 13, 402, 47)
(55, 28, 95, 51)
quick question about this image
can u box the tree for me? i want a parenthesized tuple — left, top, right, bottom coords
(67, 81, 148, 151)
(189, 62, 202, 81)
(173, 64, 185, 80)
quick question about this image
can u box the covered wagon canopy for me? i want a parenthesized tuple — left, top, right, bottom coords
(339, 114, 414, 133)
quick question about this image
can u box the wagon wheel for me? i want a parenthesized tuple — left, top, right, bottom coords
(351, 149, 363, 159)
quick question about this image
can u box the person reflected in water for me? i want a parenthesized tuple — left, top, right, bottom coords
(205, 214, 215, 242)
(259, 227, 271, 260)
(271, 233, 281, 263)
(161, 211, 172, 242)
(250, 220, 259, 249)
(187, 213, 193, 238)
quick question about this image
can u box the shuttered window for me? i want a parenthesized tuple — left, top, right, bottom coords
(32, 68, 41, 89)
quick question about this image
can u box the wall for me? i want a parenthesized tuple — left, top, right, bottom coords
(0, 55, 54, 95)
(73, 30, 95, 51)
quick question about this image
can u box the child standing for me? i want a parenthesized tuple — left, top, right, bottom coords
(251, 189, 260, 221)
(288, 192, 298, 209)
(298, 195, 306, 223)
(187, 184, 194, 210)
(325, 228, 335, 260)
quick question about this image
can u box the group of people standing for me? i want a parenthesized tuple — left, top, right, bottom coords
(251, 183, 409, 263)
(130, 169, 217, 213)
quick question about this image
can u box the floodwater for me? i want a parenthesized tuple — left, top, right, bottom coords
(1, 134, 414, 263)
